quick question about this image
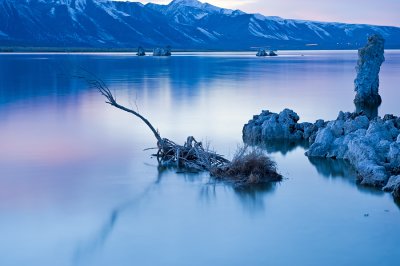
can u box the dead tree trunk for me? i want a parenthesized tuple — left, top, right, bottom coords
(76, 72, 282, 186)
(75, 73, 230, 171)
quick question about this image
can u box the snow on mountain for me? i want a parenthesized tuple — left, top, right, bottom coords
(146, 0, 242, 25)
(0, 0, 399, 49)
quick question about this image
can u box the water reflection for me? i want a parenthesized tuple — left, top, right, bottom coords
(73, 179, 158, 265)
(200, 181, 277, 213)
(308, 157, 356, 179)
(1, 52, 400, 265)
(199, 182, 218, 203)
(248, 140, 388, 198)
(73, 209, 119, 264)
(160, 166, 278, 213)
(152, 165, 278, 213)
(308, 157, 385, 196)
(0, 57, 87, 108)
(74, 165, 278, 265)
(246, 140, 309, 156)
(156, 166, 206, 183)
(233, 182, 277, 213)
(0, 54, 256, 106)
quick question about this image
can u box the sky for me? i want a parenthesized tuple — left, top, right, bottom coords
(126, 0, 400, 27)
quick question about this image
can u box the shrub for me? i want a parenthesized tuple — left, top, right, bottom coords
(211, 146, 282, 186)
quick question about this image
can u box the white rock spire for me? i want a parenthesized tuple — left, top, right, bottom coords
(354, 34, 385, 106)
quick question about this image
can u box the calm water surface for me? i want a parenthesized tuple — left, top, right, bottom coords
(0, 51, 399, 266)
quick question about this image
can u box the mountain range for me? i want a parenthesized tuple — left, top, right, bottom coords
(0, 0, 399, 50)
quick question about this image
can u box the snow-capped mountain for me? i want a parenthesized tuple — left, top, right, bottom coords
(0, 0, 399, 49)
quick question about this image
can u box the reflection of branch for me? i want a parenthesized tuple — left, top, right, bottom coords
(75, 70, 231, 171)
(233, 183, 276, 213)
(73, 181, 158, 264)
(77, 71, 281, 188)
(199, 182, 277, 214)
(134, 92, 140, 113)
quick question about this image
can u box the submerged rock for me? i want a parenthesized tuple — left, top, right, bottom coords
(137, 46, 146, 56)
(153, 46, 171, 56)
(354, 34, 385, 107)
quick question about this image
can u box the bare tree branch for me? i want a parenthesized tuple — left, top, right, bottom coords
(75, 71, 281, 186)
(74, 69, 163, 144)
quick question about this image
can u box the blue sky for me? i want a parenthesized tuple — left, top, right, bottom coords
(125, 0, 400, 27)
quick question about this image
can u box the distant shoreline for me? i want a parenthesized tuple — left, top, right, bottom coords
(1, 47, 399, 53)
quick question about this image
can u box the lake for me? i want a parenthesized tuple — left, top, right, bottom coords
(0, 51, 399, 266)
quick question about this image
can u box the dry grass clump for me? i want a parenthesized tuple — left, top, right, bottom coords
(211, 146, 282, 186)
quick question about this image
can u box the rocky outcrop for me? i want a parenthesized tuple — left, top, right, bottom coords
(306, 112, 399, 187)
(153, 46, 172, 56)
(243, 109, 400, 195)
(354, 34, 385, 107)
(256, 49, 267, 57)
(137, 46, 146, 56)
(243, 35, 400, 198)
(256, 49, 278, 57)
(269, 50, 278, 56)
(243, 109, 324, 144)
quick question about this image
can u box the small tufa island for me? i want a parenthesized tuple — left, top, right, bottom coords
(135, 46, 173, 56)
(243, 34, 400, 200)
(137, 46, 146, 56)
(256, 49, 278, 57)
(153, 46, 172, 56)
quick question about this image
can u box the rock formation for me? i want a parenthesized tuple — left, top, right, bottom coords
(137, 46, 146, 56)
(256, 49, 277, 57)
(354, 34, 385, 107)
(243, 35, 400, 199)
(256, 49, 267, 57)
(306, 112, 399, 187)
(153, 46, 172, 56)
(243, 109, 400, 197)
(242, 109, 323, 144)
(269, 50, 277, 56)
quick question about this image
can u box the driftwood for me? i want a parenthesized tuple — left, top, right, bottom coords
(76, 71, 281, 185)
(76, 72, 229, 171)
